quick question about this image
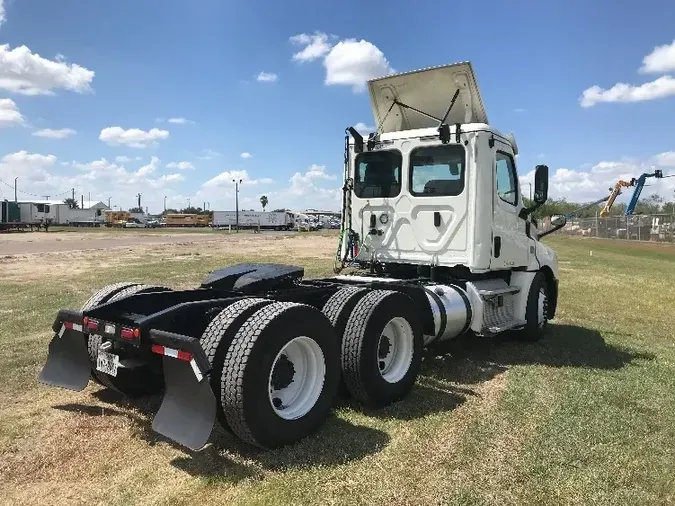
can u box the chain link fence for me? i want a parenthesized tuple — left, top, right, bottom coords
(541, 214, 675, 243)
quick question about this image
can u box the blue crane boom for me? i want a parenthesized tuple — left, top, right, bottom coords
(625, 170, 663, 216)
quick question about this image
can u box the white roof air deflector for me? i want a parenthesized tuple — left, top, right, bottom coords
(367, 62, 488, 134)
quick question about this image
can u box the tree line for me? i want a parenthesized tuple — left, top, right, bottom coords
(525, 193, 675, 219)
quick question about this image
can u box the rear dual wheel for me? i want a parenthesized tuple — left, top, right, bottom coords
(204, 301, 340, 449)
(340, 289, 424, 408)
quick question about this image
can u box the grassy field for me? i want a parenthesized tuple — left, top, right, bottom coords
(1, 233, 674, 505)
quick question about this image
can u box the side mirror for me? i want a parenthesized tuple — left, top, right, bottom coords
(550, 215, 566, 227)
(533, 164, 549, 204)
(519, 164, 549, 220)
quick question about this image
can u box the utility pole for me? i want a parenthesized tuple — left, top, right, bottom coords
(107, 197, 111, 208)
(137, 193, 142, 209)
(14, 177, 18, 202)
(81, 195, 84, 209)
(187, 197, 191, 210)
(233, 178, 242, 232)
(164, 196, 167, 213)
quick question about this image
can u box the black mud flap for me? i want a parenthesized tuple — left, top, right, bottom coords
(151, 356, 216, 451)
(38, 326, 91, 391)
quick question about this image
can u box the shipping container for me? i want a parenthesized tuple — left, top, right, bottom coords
(211, 211, 295, 230)
(1, 201, 21, 223)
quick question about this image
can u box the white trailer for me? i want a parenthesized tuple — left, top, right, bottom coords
(212, 211, 295, 230)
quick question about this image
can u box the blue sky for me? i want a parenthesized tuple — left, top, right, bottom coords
(1, 0, 675, 213)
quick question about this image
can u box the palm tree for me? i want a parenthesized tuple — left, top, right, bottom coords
(260, 195, 268, 211)
(63, 198, 79, 209)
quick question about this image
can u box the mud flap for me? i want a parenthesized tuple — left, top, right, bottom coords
(38, 327, 91, 391)
(151, 356, 216, 451)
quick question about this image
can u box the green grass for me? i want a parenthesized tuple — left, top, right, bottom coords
(1, 234, 674, 505)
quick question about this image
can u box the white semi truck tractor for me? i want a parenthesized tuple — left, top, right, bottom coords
(39, 61, 559, 453)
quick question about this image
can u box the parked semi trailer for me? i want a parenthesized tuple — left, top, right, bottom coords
(39, 62, 559, 452)
(212, 210, 295, 230)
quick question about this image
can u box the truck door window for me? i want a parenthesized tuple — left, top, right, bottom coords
(354, 150, 402, 198)
(409, 145, 465, 196)
(496, 151, 518, 206)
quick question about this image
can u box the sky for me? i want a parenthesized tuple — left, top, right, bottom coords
(1, 0, 675, 213)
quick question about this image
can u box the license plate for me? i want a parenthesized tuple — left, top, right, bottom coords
(104, 323, 116, 334)
(96, 350, 120, 377)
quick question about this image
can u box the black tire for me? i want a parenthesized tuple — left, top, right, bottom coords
(321, 286, 370, 399)
(88, 284, 170, 396)
(221, 302, 340, 449)
(81, 282, 140, 312)
(518, 272, 550, 342)
(81, 282, 140, 386)
(200, 297, 275, 431)
(341, 289, 423, 408)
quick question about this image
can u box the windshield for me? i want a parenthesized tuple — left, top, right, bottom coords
(354, 150, 402, 198)
(409, 145, 465, 196)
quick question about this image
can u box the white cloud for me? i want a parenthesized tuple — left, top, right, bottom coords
(32, 128, 77, 139)
(0, 150, 190, 212)
(137, 156, 160, 176)
(166, 161, 195, 170)
(197, 149, 222, 160)
(240, 152, 252, 159)
(290, 32, 333, 62)
(257, 72, 278, 83)
(196, 164, 339, 212)
(290, 33, 394, 93)
(323, 39, 394, 92)
(0, 0, 6, 27)
(99, 126, 169, 148)
(0, 98, 24, 127)
(580, 76, 675, 107)
(519, 153, 675, 203)
(159, 173, 184, 183)
(655, 151, 675, 167)
(115, 155, 131, 163)
(639, 39, 675, 74)
(0, 44, 95, 96)
(167, 117, 194, 124)
(202, 169, 267, 188)
(353, 122, 374, 133)
(278, 164, 341, 209)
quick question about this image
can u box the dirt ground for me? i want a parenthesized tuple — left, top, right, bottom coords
(0, 229, 293, 255)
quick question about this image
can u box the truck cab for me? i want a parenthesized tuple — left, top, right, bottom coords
(337, 62, 559, 337)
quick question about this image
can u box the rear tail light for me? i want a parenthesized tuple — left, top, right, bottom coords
(84, 317, 99, 331)
(120, 327, 137, 340)
(151, 344, 193, 362)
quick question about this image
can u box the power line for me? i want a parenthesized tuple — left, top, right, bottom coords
(0, 179, 73, 199)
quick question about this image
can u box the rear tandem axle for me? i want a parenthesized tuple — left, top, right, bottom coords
(39, 262, 551, 451)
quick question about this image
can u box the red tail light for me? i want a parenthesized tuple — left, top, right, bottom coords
(177, 350, 193, 362)
(85, 318, 99, 331)
(120, 327, 135, 340)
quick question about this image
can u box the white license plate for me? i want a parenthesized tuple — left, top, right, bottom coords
(104, 323, 116, 334)
(96, 350, 120, 377)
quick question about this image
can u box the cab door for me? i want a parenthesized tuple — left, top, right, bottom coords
(490, 149, 529, 269)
